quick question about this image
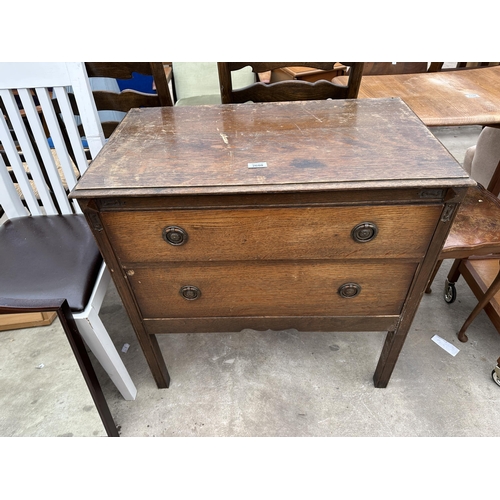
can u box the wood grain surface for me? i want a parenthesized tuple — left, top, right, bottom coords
(73, 99, 471, 198)
(345, 66, 500, 127)
(103, 204, 442, 263)
(127, 260, 417, 318)
(72, 98, 474, 389)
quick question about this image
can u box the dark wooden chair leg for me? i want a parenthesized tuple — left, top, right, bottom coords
(425, 259, 443, 294)
(447, 258, 463, 284)
(457, 267, 500, 343)
(0, 298, 119, 437)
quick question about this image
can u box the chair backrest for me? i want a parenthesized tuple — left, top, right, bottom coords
(84, 62, 173, 137)
(217, 62, 365, 104)
(172, 62, 256, 105)
(470, 127, 500, 196)
(0, 62, 105, 219)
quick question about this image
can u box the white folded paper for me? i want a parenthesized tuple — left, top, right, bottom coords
(431, 335, 460, 356)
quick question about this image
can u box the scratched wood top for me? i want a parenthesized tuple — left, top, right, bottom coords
(72, 98, 473, 198)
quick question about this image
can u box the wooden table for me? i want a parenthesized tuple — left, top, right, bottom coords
(337, 65, 500, 127)
(72, 98, 474, 389)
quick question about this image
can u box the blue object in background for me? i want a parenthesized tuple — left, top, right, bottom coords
(116, 72, 155, 94)
(47, 137, 89, 149)
(46, 73, 153, 150)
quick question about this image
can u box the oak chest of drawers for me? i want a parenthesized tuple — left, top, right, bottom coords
(72, 98, 474, 388)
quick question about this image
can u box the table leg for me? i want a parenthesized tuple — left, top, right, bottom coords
(373, 329, 408, 388)
(137, 332, 171, 388)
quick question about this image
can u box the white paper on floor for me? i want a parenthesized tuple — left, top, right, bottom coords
(431, 335, 460, 356)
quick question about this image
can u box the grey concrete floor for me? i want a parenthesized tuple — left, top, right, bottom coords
(2, 125, 500, 439)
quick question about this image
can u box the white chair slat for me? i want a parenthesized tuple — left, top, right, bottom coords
(53, 86, 90, 180)
(17, 88, 73, 215)
(0, 95, 43, 216)
(0, 88, 57, 215)
(0, 153, 27, 218)
(35, 88, 79, 190)
(69, 63, 105, 160)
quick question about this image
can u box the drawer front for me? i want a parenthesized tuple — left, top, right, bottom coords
(103, 205, 441, 263)
(127, 260, 418, 318)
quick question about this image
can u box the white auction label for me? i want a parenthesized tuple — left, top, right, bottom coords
(431, 335, 460, 356)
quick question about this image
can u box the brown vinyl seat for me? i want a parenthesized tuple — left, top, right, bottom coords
(0, 215, 102, 312)
(217, 62, 364, 104)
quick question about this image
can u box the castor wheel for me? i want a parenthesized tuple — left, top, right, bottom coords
(492, 368, 500, 387)
(444, 280, 457, 304)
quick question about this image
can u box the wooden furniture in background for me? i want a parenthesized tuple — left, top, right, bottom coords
(217, 62, 364, 103)
(84, 62, 173, 138)
(455, 259, 500, 342)
(341, 65, 500, 127)
(362, 62, 428, 75)
(427, 126, 500, 343)
(72, 98, 473, 390)
(428, 62, 499, 72)
(270, 64, 347, 83)
(0, 311, 57, 332)
(269, 62, 428, 85)
(426, 186, 500, 342)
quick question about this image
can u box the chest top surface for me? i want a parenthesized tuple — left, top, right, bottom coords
(72, 98, 473, 198)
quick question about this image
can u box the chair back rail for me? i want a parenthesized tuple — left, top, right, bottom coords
(82, 62, 173, 137)
(0, 62, 105, 219)
(218, 62, 364, 104)
(85, 62, 155, 80)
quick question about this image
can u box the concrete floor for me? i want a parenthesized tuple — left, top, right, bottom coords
(2, 125, 500, 439)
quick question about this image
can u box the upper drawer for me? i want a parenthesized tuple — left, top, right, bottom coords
(102, 205, 442, 263)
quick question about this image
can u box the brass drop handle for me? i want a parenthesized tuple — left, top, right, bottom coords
(180, 285, 201, 300)
(351, 222, 378, 243)
(163, 226, 188, 246)
(338, 283, 361, 298)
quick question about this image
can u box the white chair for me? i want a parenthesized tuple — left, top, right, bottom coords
(462, 126, 500, 193)
(0, 63, 137, 434)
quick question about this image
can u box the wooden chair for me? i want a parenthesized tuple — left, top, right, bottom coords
(217, 63, 365, 104)
(84, 62, 174, 138)
(426, 127, 500, 342)
(0, 62, 138, 436)
(172, 62, 256, 105)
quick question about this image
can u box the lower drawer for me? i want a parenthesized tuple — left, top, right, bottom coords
(127, 260, 418, 318)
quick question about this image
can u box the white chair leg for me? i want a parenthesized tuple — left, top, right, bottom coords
(74, 307, 137, 400)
